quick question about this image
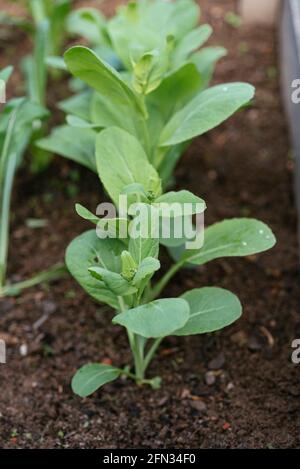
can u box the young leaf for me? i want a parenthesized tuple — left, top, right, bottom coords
(171, 24, 213, 68)
(65, 230, 124, 309)
(174, 287, 242, 336)
(67, 7, 107, 45)
(64, 46, 145, 117)
(132, 257, 160, 285)
(181, 218, 276, 265)
(89, 267, 137, 296)
(169, 0, 200, 40)
(37, 125, 97, 172)
(190, 46, 227, 89)
(113, 298, 190, 338)
(95, 127, 161, 206)
(72, 363, 121, 397)
(75, 203, 128, 238)
(128, 204, 159, 263)
(121, 251, 137, 281)
(159, 82, 255, 146)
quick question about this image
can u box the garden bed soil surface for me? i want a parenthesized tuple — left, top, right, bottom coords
(0, 0, 300, 449)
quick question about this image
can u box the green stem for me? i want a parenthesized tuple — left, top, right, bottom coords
(0, 109, 18, 289)
(150, 261, 184, 301)
(144, 337, 163, 371)
(133, 334, 146, 381)
(0, 263, 67, 297)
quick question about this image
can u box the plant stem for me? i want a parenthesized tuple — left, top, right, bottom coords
(0, 263, 67, 297)
(133, 334, 146, 381)
(0, 109, 18, 289)
(144, 337, 163, 371)
(150, 261, 184, 301)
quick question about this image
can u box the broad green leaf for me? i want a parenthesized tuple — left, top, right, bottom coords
(148, 63, 202, 123)
(154, 190, 206, 216)
(181, 218, 276, 265)
(113, 298, 190, 338)
(175, 287, 242, 336)
(90, 92, 142, 141)
(59, 91, 92, 121)
(171, 25, 213, 68)
(65, 229, 124, 309)
(66, 114, 101, 129)
(95, 127, 161, 206)
(159, 215, 195, 248)
(191, 46, 227, 89)
(159, 82, 255, 146)
(158, 142, 189, 186)
(36, 125, 97, 172)
(89, 266, 137, 296)
(64, 46, 145, 117)
(72, 363, 121, 397)
(132, 257, 160, 285)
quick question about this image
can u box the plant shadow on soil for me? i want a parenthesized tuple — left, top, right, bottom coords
(0, 0, 300, 449)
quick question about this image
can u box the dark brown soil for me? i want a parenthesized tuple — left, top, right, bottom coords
(0, 0, 299, 449)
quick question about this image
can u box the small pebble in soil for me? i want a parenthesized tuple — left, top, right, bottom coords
(42, 300, 57, 315)
(247, 335, 263, 351)
(205, 372, 216, 386)
(19, 344, 28, 357)
(226, 382, 235, 393)
(208, 352, 225, 370)
(230, 330, 248, 347)
(189, 400, 207, 413)
(222, 422, 231, 431)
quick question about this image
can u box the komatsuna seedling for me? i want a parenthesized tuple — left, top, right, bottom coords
(38, 0, 247, 186)
(66, 127, 276, 397)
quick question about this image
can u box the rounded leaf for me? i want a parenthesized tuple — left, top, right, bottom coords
(175, 287, 242, 336)
(72, 363, 121, 397)
(113, 298, 190, 338)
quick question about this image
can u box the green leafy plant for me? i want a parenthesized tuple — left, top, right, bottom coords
(1, 0, 71, 172)
(38, 45, 252, 186)
(38, 0, 233, 185)
(0, 67, 66, 296)
(66, 126, 276, 397)
(66, 0, 222, 74)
